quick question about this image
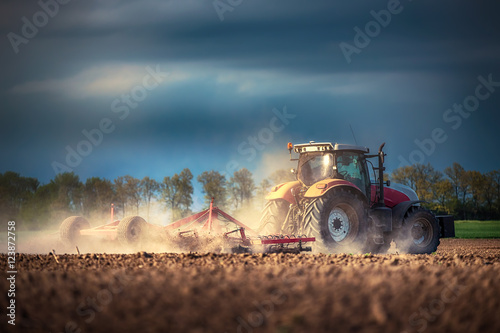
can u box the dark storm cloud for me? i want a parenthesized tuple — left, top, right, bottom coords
(3, 1, 498, 75)
(1, 0, 499, 182)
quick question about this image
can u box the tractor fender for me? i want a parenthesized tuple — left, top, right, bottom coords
(391, 200, 424, 229)
(265, 181, 301, 205)
(304, 179, 367, 202)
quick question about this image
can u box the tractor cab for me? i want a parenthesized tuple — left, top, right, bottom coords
(293, 142, 372, 200)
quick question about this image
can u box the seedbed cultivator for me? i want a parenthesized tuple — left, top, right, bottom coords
(59, 199, 315, 254)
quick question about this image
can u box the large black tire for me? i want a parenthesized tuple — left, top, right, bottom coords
(60, 216, 90, 246)
(302, 189, 368, 253)
(117, 216, 147, 245)
(257, 200, 290, 235)
(396, 207, 440, 254)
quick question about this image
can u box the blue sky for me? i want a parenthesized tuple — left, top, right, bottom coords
(1, 0, 499, 203)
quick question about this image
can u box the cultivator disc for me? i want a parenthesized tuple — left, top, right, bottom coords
(223, 229, 315, 254)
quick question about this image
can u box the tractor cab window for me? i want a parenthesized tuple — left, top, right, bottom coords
(297, 153, 334, 186)
(336, 152, 370, 197)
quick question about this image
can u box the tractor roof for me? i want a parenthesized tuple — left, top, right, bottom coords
(293, 141, 369, 154)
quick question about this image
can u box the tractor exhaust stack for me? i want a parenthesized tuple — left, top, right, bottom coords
(377, 142, 386, 207)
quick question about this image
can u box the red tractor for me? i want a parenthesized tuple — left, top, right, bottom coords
(259, 141, 455, 254)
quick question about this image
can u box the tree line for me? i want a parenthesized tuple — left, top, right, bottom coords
(1, 162, 498, 230)
(391, 162, 500, 220)
(0, 168, 295, 230)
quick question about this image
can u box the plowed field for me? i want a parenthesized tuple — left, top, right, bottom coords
(1, 239, 499, 333)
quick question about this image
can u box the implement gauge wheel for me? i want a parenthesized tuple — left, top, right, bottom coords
(60, 216, 90, 246)
(117, 216, 147, 245)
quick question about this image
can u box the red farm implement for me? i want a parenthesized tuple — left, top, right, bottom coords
(59, 199, 315, 254)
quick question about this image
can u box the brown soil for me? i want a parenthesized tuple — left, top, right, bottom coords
(1, 238, 499, 333)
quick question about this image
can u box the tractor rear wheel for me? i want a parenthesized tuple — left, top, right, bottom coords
(117, 216, 147, 245)
(258, 200, 290, 235)
(396, 207, 440, 254)
(302, 189, 368, 253)
(60, 216, 90, 246)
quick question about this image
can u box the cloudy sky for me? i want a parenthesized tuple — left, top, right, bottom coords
(1, 0, 499, 200)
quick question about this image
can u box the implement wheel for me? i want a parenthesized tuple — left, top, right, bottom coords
(117, 216, 147, 245)
(60, 216, 90, 246)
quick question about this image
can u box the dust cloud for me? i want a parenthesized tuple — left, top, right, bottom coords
(3, 149, 411, 255)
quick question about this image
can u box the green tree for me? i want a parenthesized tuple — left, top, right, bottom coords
(50, 172, 83, 213)
(113, 176, 128, 217)
(228, 168, 255, 209)
(390, 165, 418, 190)
(489, 170, 500, 217)
(18, 182, 57, 230)
(467, 170, 486, 218)
(480, 171, 497, 218)
(391, 163, 442, 203)
(140, 176, 160, 221)
(444, 163, 470, 219)
(162, 168, 193, 221)
(197, 170, 227, 208)
(124, 175, 141, 215)
(256, 178, 272, 199)
(433, 179, 454, 214)
(82, 177, 114, 217)
(0, 171, 39, 221)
